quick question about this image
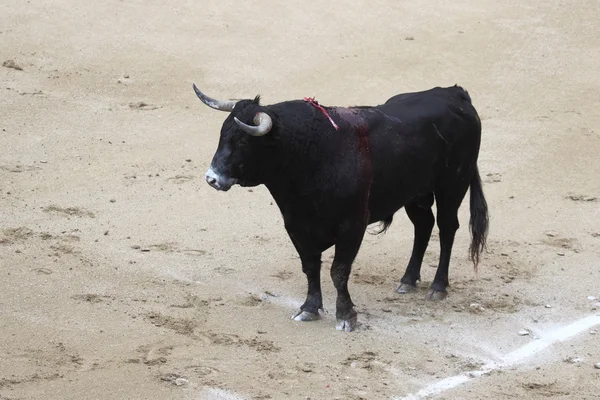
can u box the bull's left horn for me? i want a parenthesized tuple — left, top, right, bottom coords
(192, 84, 236, 112)
(234, 112, 273, 136)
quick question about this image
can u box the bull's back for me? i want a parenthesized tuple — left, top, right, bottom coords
(366, 85, 480, 222)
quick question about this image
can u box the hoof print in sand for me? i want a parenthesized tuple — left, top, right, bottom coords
(43, 205, 95, 218)
(128, 101, 159, 110)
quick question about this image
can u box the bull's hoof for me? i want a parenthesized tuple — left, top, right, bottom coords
(335, 315, 358, 332)
(396, 283, 417, 294)
(426, 289, 448, 301)
(292, 310, 320, 322)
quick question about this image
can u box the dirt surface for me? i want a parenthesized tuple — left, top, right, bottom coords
(1, 1, 599, 399)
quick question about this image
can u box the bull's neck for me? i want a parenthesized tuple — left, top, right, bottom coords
(261, 124, 328, 209)
(259, 101, 365, 209)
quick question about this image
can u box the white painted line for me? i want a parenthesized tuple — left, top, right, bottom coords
(501, 315, 600, 365)
(196, 387, 247, 400)
(260, 293, 303, 310)
(396, 314, 600, 400)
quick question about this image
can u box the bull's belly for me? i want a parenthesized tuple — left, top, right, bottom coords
(368, 203, 406, 224)
(367, 186, 431, 224)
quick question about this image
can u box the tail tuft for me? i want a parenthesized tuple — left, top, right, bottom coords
(369, 216, 393, 235)
(469, 165, 489, 272)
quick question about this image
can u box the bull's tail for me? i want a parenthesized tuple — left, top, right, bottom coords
(369, 215, 394, 235)
(469, 165, 489, 271)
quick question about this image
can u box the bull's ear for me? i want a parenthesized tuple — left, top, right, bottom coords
(234, 112, 273, 137)
(192, 84, 237, 112)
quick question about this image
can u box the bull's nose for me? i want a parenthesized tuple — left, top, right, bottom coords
(206, 175, 217, 186)
(205, 167, 236, 191)
(205, 174, 219, 189)
(205, 167, 223, 190)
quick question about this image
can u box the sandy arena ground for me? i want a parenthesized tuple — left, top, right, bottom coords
(1, 1, 600, 399)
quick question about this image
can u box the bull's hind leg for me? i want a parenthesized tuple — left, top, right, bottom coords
(427, 186, 469, 300)
(396, 194, 435, 294)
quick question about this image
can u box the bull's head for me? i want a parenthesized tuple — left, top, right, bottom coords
(193, 84, 274, 191)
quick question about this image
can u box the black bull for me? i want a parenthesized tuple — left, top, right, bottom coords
(194, 84, 489, 332)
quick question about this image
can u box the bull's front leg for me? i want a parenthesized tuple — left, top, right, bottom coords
(292, 252, 323, 321)
(330, 218, 368, 332)
(285, 226, 324, 322)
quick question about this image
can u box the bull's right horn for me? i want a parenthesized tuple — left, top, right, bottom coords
(234, 112, 273, 136)
(192, 84, 237, 112)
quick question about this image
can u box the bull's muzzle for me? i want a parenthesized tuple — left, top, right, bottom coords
(205, 167, 237, 191)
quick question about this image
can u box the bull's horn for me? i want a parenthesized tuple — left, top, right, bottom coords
(234, 112, 273, 136)
(192, 83, 236, 112)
